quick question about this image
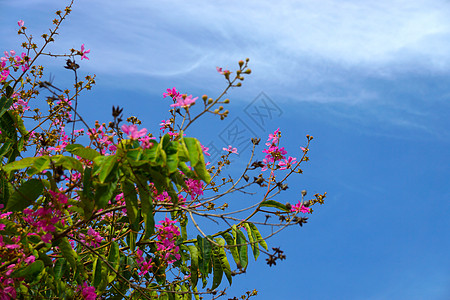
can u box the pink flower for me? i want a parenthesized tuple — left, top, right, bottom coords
(170, 94, 197, 108)
(24, 255, 36, 264)
(223, 145, 238, 154)
(0, 69, 10, 82)
(163, 87, 180, 98)
(159, 120, 171, 132)
(121, 124, 147, 139)
(77, 282, 97, 300)
(266, 128, 280, 146)
(291, 201, 311, 214)
(80, 44, 90, 60)
(18, 20, 24, 27)
(278, 156, 297, 170)
(41, 233, 52, 243)
(216, 66, 230, 75)
(201, 144, 211, 156)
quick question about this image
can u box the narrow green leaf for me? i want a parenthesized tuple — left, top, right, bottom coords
(122, 179, 138, 224)
(0, 96, 13, 118)
(92, 258, 103, 288)
(243, 222, 259, 260)
(54, 258, 67, 281)
(215, 238, 232, 285)
(107, 241, 120, 282)
(196, 235, 212, 278)
(236, 229, 248, 269)
(211, 247, 223, 290)
(248, 223, 268, 251)
(6, 179, 43, 212)
(186, 245, 199, 287)
(58, 237, 78, 270)
(221, 232, 241, 269)
(136, 175, 155, 238)
(260, 200, 289, 212)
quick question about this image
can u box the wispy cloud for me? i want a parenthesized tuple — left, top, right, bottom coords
(2, 0, 450, 135)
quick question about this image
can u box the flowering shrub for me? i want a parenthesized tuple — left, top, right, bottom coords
(0, 1, 326, 299)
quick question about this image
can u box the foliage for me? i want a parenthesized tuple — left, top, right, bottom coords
(0, 1, 326, 299)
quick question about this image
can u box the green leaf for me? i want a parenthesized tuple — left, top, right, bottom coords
(54, 258, 67, 281)
(0, 141, 12, 158)
(183, 138, 200, 166)
(186, 245, 199, 287)
(6, 179, 43, 212)
(28, 156, 50, 174)
(136, 175, 155, 238)
(94, 177, 118, 209)
(211, 247, 223, 290)
(122, 179, 139, 224)
(0, 176, 12, 208)
(11, 260, 44, 280)
(260, 200, 289, 212)
(235, 228, 248, 269)
(53, 155, 83, 172)
(127, 230, 137, 252)
(0, 96, 13, 118)
(107, 241, 120, 282)
(95, 154, 118, 183)
(248, 223, 268, 251)
(243, 222, 259, 260)
(58, 237, 78, 270)
(165, 141, 180, 174)
(92, 258, 103, 288)
(221, 232, 241, 269)
(197, 235, 212, 278)
(214, 238, 232, 285)
(3, 156, 38, 173)
(65, 144, 100, 161)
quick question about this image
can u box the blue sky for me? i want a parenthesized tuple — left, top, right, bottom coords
(2, 1, 450, 299)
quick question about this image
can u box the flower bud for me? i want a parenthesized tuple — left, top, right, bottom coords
(246, 58, 250, 62)
(244, 69, 252, 74)
(236, 82, 242, 87)
(239, 60, 244, 67)
(224, 99, 230, 104)
(208, 98, 213, 104)
(202, 95, 207, 101)
(219, 106, 223, 111)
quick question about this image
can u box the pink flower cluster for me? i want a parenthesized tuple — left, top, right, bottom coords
(291, 201, 311, 214)
(185, 178, 204, 200)
(76, 282, 96, 300)
(261, 128, 298, 172)
(0, 50, 29, 82)
(23, 206, 62, 244)
(87, 124, 117, 154)
(121, 124, 155, 149)
(135, 247, 152, 276)
(163, 87, 197, 109)
(155, 218, 181, 264)
(223, 145, 238, 154)
(78, 228, 103, 248)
